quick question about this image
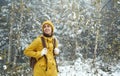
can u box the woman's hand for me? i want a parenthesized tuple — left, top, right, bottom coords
(54, 48, 60, 55)
(41, 48, 47, 56)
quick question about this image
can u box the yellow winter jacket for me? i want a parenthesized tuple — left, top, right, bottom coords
(24, 35, 58, 76)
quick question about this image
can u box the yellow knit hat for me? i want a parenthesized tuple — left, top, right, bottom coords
(42, 20, 54, 32)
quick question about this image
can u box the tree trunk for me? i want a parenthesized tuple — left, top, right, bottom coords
(13, 0, 24, 66)
(8, 2, 14, 63)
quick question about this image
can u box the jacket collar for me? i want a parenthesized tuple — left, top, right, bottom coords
(41, 35, 54, 42)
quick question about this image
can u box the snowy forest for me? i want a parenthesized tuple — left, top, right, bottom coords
(0, 0, 120, 76)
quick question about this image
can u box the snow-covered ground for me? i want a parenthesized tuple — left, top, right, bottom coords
(58, 57, 120, 76)
(0, 56, 120, 76)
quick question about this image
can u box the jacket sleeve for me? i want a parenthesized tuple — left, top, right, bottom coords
(24, 37, 43, 59)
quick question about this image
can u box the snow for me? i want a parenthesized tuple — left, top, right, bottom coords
(58, 57, 120, 76)
(0, 56, 2, 60)
(117, 1, 120, 4)
(3, 65, 7, 70)
(112, 72, 120, 76)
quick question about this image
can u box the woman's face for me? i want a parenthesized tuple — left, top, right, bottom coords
(43, 24, 52, 35)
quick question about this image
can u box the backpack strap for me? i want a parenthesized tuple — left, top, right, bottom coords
(53, 38, 56, 51)
(41, 36, 47, 48)
(53, 38, 59, 72)
(41, 36, 48, 71)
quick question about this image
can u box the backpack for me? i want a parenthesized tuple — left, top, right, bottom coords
(30, 36, 58, 71)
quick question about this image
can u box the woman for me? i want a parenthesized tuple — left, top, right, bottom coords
(24, 20, 60, 76)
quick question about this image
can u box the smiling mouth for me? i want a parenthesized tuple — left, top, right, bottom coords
(45, 29, 50, 32)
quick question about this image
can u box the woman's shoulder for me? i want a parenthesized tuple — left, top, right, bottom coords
(33, 35, 42, 42)
(53, 36, 58, 40)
